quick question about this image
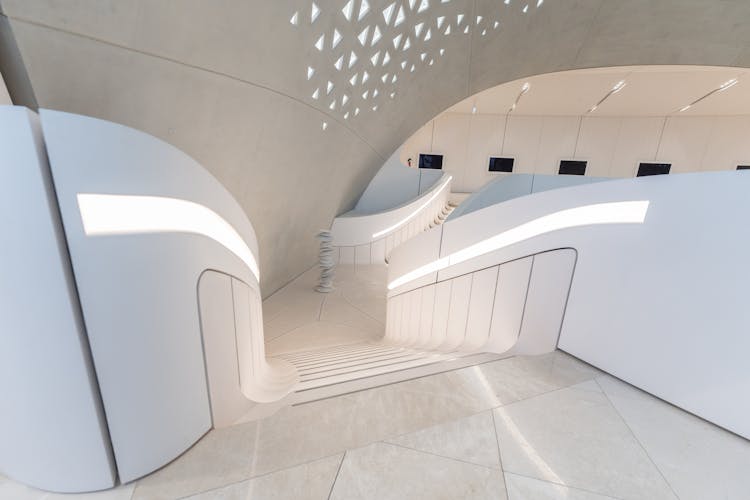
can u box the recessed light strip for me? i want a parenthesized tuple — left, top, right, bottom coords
(77, 193, 261, 282)
(678, 78, 739, 113)
(588, 80, 626, 113)
(509, 82, 531, 113)
(388, 200, 650, 290)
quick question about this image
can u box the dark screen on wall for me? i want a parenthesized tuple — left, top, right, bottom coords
(637, 163, 672, 177)
(558, 160, 587, 176)
(737, 165, 750, 171)
(488, 157, 514, 172)
(419, 154, 444, 169)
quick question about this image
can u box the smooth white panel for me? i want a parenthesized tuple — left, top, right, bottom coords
(371, 238, 386, 263)
(0, 107, 116, 492)
(465, 114, 505, 192)
(501, 115, 543, 175)
(385, 233, 395, 256)
(354, 244, 370, 266)
(385, 297, 397, 340)
(356, 150, 421, 213)
(515, 250, 576, 355)
(400, 121, 434, 165)
(576, 117, 620, 177)
(39, 109, 267, 482)
(536, 117, 579, 175)
(198, 272, 254, 428)
(701, 116, 750, 172)
(486, 256, 533, 354)
(417, 285, 436, 346)
(611, 117, 663, 177)
(463, 267, 499, 351)
(427, 280, 452, 349)
(657, 117, 713, 174)
(388, 293, 403, 342)
(442, 274, 472, 351)
(406, 288, 423, 345)
(231, 279, 256, 393)
(433, 113, 470, 189)
(339, 246, 355, 264)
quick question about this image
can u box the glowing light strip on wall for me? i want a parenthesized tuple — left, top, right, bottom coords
(388, 200, 649, 290)
(371, 175, 453, 239)
(77, 194, 261, 282)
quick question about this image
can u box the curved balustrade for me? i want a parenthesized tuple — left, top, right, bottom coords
(447, 173, 608, 221)
(329, 171, 453, 266)
(386, 171, 750, 440)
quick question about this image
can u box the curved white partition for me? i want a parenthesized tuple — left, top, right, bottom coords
(0, 107, 117, 492)
(39, 109, 298, 483)
(386, 171, 750, 439)
(0, 106, 298, 492)
(330, 172, 452, 266)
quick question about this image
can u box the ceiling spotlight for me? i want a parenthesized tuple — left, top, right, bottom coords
(472, 105, 477, 114)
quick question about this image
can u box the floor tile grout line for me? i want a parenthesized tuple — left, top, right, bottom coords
(339, 292, 386, 326)
(169, 451, 348, 500)
(136, 359, 601, 499)
(502, 470, 625, 500)
(381, 441, 501, 472)
(594, 378, 682, 500)
(327, 452, 346, 500)
(317, 293, 327, 321)
(490, 410, 511, 500)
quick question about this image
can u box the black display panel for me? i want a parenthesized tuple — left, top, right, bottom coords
(488, 157, 514, 173)
(419, 153, 443, 170)
(737, 165, 750, 170)
(558, 160, 587, 176)
(637, 163, 672, 177)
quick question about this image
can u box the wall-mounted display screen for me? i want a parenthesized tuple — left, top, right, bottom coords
(737, 165, 750, 170)
(419, 153, 443, 170)
(559, 160, 587, 176)
(637, 163, 671, 177)
(488, 157, 514, 173)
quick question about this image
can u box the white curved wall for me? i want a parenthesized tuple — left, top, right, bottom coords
(39, 109, 295, 484)
(387, 171, 750, 439)
(403, 112, 750, 192)
(0, 106, 116, 492)
(3, 0, 750, 293)
(330, 172, 451, 265)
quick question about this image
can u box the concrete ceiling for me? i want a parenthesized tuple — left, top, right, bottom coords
(447, 66, 750, 116)
(1, 0, 750, 294)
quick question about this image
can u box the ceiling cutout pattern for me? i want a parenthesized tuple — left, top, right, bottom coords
(290, 0, 547, 123)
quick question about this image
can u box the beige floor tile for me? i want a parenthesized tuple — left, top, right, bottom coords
(330, 442, 506, 500)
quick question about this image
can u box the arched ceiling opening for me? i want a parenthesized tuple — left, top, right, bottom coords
(1, 0, 749, 294)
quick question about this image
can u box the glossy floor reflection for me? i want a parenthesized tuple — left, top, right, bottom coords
(3, 266, 749, 499)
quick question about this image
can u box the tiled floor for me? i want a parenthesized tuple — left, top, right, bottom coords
(3, 266, 750, 499)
